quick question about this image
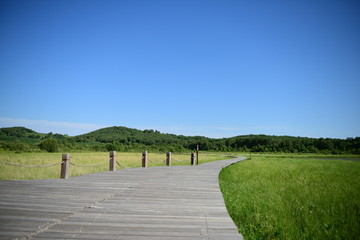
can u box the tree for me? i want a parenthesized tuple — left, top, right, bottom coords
(38, 138, 59, 152)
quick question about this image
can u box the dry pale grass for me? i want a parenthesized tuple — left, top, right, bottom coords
(0, 151, 230, 180)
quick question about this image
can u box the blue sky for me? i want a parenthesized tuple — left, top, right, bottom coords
(1, 0, 359, 139)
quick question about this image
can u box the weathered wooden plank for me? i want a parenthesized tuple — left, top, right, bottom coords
(0, 157, 245, 240)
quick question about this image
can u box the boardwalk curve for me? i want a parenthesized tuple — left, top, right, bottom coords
(0, 157, 245, 240)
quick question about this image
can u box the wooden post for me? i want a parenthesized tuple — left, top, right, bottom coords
(191, 152, 196, 166)
(196, 144, 199, 165)
(166, 152, 171, 166)
(60, 154, 70, 179)
(142, 151, 148, 168)
(109, 151, 116, 171)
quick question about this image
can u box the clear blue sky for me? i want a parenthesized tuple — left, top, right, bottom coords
(1, 0, 359, 139)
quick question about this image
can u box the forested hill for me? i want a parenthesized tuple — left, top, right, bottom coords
(74, 126, 205, 151)
(0, 126, 359, 154)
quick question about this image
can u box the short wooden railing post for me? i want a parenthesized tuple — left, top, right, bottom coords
(191, 152, 196, 166)
(196, 144, 199, 165)
(142, 151, 148, 168)
(166, 152, 171, 166)
(109, 151, 116, 171)
(60, 154, 71, 179)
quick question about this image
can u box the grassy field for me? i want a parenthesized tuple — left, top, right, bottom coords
(219, 154, 360, 240)
(0, 151, 230, 180)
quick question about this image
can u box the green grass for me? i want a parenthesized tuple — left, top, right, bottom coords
(219, 154, 360, 240)
(0, 151, 230, 180)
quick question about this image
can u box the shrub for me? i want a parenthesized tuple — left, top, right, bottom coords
(38, 138, 59, 152)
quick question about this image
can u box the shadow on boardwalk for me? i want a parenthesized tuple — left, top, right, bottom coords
(0, 157, 245, 240)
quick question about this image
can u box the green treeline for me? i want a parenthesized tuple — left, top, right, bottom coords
(0, 126, 359, 154)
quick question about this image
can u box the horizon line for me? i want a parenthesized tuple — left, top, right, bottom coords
(0, 117, 358, 140)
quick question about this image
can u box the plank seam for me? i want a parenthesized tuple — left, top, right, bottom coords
(18, 192, 118, 240)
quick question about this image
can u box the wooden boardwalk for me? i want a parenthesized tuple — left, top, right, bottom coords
(0, 157, 245, 240)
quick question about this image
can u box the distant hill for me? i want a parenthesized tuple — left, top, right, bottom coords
(0, 127, 43, 143)
(74, 126, 206, 148)
(0, 126, 359, 154)
(0, 126, 38, 137)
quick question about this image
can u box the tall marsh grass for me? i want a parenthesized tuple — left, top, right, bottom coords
(219, 155, 360, 240)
